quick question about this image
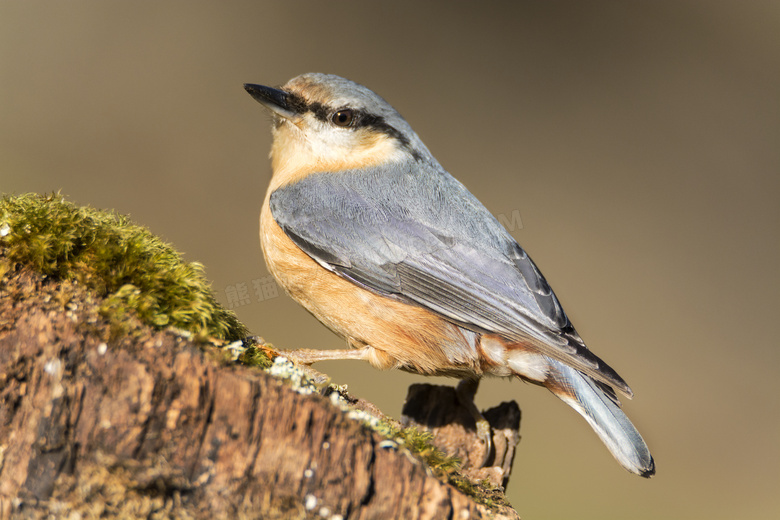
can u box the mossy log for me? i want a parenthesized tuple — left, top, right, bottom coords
(0, 194, 520, 519)
(0, 267, 519, 519)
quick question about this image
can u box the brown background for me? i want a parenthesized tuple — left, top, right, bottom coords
(2, 2, 778, 518)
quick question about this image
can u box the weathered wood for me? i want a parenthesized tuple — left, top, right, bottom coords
(0, 267, 520, 519)
(402, 384, 521, 490)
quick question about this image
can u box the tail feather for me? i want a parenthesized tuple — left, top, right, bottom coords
(545, 359, 655, 477)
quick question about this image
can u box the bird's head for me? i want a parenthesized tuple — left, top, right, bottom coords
(245, 73, 430, 181)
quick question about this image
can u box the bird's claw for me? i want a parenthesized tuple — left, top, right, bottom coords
(475, 417, 493, 467)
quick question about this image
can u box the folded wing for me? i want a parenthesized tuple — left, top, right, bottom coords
(270, 158, 632, 396)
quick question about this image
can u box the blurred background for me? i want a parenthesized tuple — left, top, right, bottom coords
(2, 1, 778, 518)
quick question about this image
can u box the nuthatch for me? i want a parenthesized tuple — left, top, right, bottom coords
(244, 73, 655, 477)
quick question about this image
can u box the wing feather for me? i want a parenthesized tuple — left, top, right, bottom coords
(270, 159, 631, 395)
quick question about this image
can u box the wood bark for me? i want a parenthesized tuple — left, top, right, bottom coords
(0, 268, 520, 519)
(402, 385, 521, 490)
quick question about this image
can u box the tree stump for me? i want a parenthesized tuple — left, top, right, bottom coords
(0, 267, 521, 519)
(402, 384, 521, 490)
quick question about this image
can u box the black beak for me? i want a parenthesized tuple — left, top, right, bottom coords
(244, 83, 299, 120)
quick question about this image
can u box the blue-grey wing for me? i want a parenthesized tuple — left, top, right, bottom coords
(269, 159, 630, 395)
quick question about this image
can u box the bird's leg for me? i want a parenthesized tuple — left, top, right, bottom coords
(264, 347, 373, 387)
(280, 346, 372, 365)
(456, 378, 493, 467)
(236, 336, 367, 366)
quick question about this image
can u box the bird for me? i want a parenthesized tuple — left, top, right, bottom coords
(244, 73, 655, 478)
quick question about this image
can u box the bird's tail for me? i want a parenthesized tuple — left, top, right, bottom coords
(544, 359, 655, 477)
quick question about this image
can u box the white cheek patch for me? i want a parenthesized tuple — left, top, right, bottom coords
(277, 115, 407, 173)
(310, 126, 354, 157)
(311, 121, 403, 165)
(506, 349, 550, 383)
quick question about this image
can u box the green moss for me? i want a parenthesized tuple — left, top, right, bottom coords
(237, 343, 276, 370)
(374, 416, 506, 507)
(391, 425, 507, 508)
(0, 193, 247, 341)
(394, 426, 461, 473)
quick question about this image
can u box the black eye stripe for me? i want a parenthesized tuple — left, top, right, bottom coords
(286, 94, 419, 158)
(307, 101, 330, 122)
(285, 92, 310, 115)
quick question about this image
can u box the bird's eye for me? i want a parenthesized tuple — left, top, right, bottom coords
(331, 109, 355, 127)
